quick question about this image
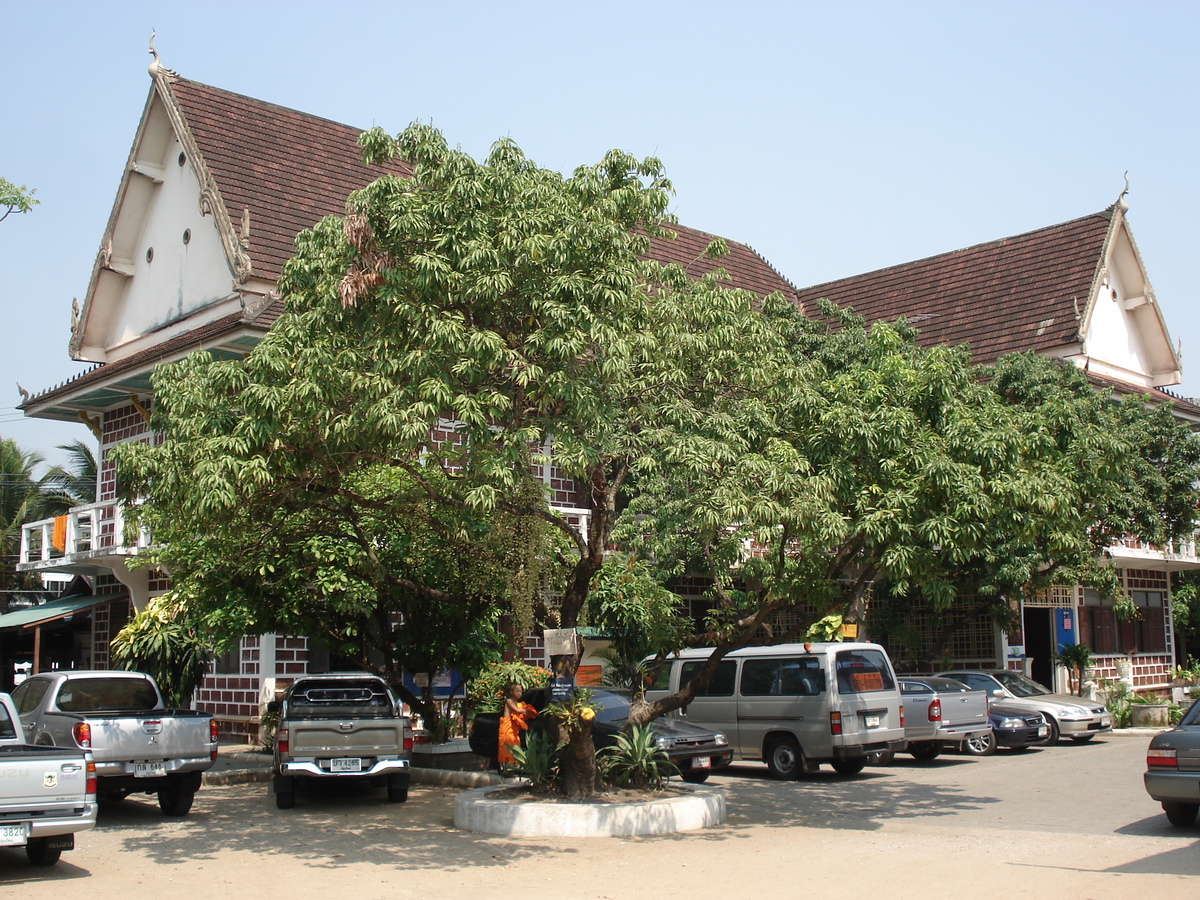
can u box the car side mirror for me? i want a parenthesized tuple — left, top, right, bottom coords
(993, 689, 1005, 698)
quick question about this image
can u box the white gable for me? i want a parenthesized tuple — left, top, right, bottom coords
(72, 88, 242, 364)
(1077, 216, 1182, 389)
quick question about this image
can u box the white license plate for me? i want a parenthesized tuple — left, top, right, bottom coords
(691, 756, 711, 769)
(1038, 726, 1049, 737)
(864, 715, 880, 728)
(0, 823, 28, 846)
(331, 757, 362, 773)
(1101, 716, 1112, 727)
(134, 762, 166, 778)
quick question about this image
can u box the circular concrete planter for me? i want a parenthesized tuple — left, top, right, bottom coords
(1130, 703, 1171, 728)
(453, 784, 726, 837)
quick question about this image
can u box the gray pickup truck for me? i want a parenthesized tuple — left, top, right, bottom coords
(0, 691, 97, 866)
(10, 670, 218, 817)
(898, 676, 991, 761)
(269, 673, 412, 810)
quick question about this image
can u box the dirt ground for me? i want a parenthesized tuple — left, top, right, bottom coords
(3, 738, 1198, 899)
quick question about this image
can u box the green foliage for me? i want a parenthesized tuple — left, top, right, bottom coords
(509, 730, 561, 789)
(466, 661, 550, 714)
(0, 437, 71, 599)
(543, 687, 600, 740)
(1054, 642, 1094, 696)
(805, 614, 845, 643)
(109, 594, 217, 708)
(1099, 678, 1132, 728)
(1170, 658, 1200, 683)
(0, 177, 38, 223)
(42, 441, 98, 508)
(598, 723, 679, 789)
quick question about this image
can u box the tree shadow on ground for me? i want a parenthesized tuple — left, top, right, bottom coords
(92, 780, 577, 873)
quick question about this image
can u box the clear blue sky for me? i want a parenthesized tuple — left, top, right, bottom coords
(3, 1, 1198, 468)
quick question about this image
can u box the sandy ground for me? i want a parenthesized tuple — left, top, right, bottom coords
(3, 737, 1197, 899)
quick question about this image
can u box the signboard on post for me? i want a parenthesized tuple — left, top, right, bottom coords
(545, 627, 579, 702)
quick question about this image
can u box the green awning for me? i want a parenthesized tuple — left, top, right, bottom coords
(0, 593, 120, 631)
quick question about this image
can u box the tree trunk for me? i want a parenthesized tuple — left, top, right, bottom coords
(561, 719, 598, 800)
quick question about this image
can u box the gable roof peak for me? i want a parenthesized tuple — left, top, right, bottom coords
(147, 31, 179, 81)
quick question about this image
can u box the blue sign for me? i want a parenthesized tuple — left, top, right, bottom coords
(550, 678, 574, 701)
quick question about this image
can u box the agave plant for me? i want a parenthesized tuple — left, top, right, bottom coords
(599, 723, 679, 790)
(508, 731, 562, 789)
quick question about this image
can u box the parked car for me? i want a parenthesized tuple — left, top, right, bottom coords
(898, 676, 990, 761)
(935, 669, 1111, 745)
(0, 691, 97, 867)
(269, 673, 412, 810)
(644, 642, 906, 778)
(469, 687, 733, 783)
(967, 705, 1051, 754)
(10, 670, 218, 816)
(1144, 698, 1200, 826)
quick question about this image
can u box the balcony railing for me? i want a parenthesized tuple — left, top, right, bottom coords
(18, 500, 151, 568)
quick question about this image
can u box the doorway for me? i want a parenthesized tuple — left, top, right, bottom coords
(1024, 608, 1054, 689)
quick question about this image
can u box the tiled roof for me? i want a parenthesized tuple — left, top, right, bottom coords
(1085, 370, 1200, 419)
(170, 79, 412, 283)
(792, 210, 1116, 364)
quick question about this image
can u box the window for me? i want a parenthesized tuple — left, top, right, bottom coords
(740, 657, 824, 696)
(1082, 589, 1166, 654)
(10, 678, 50, 715)
(679, 660, 737, 697)
(835, 649, 895, 694)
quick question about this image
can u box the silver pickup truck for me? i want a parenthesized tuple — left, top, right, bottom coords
(898, 676, 991, 761)
(0, 691, 97, 866)
(270, 673, 412, 810)
(10, 670, 218, 817)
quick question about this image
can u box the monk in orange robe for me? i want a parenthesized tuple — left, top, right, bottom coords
(497, 683, 537, 767)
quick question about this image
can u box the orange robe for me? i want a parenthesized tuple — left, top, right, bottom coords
(497, 703, 536, 765)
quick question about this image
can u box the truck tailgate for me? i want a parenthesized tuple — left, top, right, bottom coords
(290, 722, 405, 757)
(75, 712, 214, 762)
(0, 747, 90, 815)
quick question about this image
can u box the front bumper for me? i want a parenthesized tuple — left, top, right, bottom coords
(1057, 715, 1112, 737)
(278, 758, 411, 778)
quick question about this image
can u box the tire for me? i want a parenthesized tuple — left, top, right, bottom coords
(1042, 717, 1061, 746)
(1163, 802, 1199, 827)
(275, 790, 296, 809)
(25, 838, 62, 867)
(962, 730, 997, 757)
(830, 758, 867, 776)
(764, 736, 804, 780)
(909, 741, 942, 762)
(158, 783, 196, 817)
(387, 774, 410, 803)
(681, 770, 710, 784)
(1070, 734, 1095, 744)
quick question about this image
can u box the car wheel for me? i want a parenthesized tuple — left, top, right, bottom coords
(1163, 802, 1199, 827)
(1070, 734, 1094, 744)
(387, 774, 410, 802)
(764, 736, 804, 780)
(681, 770, 710, 784)
(24, 838, 61, 867)
(830, 758, 867, 776)
(962, 730, 996, 757)
(1041, 716, 1061, 746)
(909, 741, 942, 762)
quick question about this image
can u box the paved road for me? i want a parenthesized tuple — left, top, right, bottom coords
(2, 732, 1196, 899)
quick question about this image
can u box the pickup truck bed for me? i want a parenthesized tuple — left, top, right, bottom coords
(899, 676, 990, 761)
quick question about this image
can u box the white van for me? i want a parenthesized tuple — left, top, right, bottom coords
(644, 642, 906, 778)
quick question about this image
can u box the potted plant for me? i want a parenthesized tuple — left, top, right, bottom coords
(1129, 692, 1172, 728)
(1054, 642, 1094, 696)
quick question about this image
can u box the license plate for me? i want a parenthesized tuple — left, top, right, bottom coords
(0, 823, 28, 846)
(864, 715, 880, 728)
(691, 756, 711, 769)
(134, 761, 166, 778)
(1101, 716, 1112, 727)
(331, 757, 362, 773)
(1038, 726, 1049, 737)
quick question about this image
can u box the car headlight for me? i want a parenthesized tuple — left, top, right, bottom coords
(1058, 706, 1083, 718)
(655, 736, 673, 750)
(713, 732, 728, 745)
(999, 718, 1024, 730)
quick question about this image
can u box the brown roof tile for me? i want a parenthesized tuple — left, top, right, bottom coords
(793, 210, 1116, 364)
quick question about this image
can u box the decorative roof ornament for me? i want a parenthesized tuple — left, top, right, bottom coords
(1118, 171, 1130, 213)
(147, 30, 178, 79)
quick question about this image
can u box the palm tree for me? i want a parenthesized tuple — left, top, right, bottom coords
(0, 437, 69, 609)
(43, 440, 98, 508)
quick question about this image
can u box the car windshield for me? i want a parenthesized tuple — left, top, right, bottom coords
(1180, 700, 1200, 727)
(56, 677, 160, 712)
(589, 690, 632, 724)
(993, 671, 1053, 698)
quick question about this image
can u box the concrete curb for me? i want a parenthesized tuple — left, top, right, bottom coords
(453, 784, 727, 837)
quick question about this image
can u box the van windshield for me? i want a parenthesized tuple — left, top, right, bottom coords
(835, 650, 896, 694)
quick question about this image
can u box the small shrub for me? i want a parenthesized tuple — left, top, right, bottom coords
(598, 724, 678, 790)
(466, 661, 550, 714)
(1099, 678, 1132, 728)
(509, 731, 561, 789)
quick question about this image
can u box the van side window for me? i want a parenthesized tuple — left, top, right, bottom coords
(679, 660, 737, 696)
(644, 661, 672, 692)
(834, 649, 896, 694)
(740, 657, 824, 696)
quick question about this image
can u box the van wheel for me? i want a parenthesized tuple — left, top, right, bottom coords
(765, 736, 804, 780)
(830, 758, 867, 776)
(909, 742, 942, 762)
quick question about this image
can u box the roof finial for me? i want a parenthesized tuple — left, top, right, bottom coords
(147, 30, 178, 78)
(1117, 171, 1130, 213)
